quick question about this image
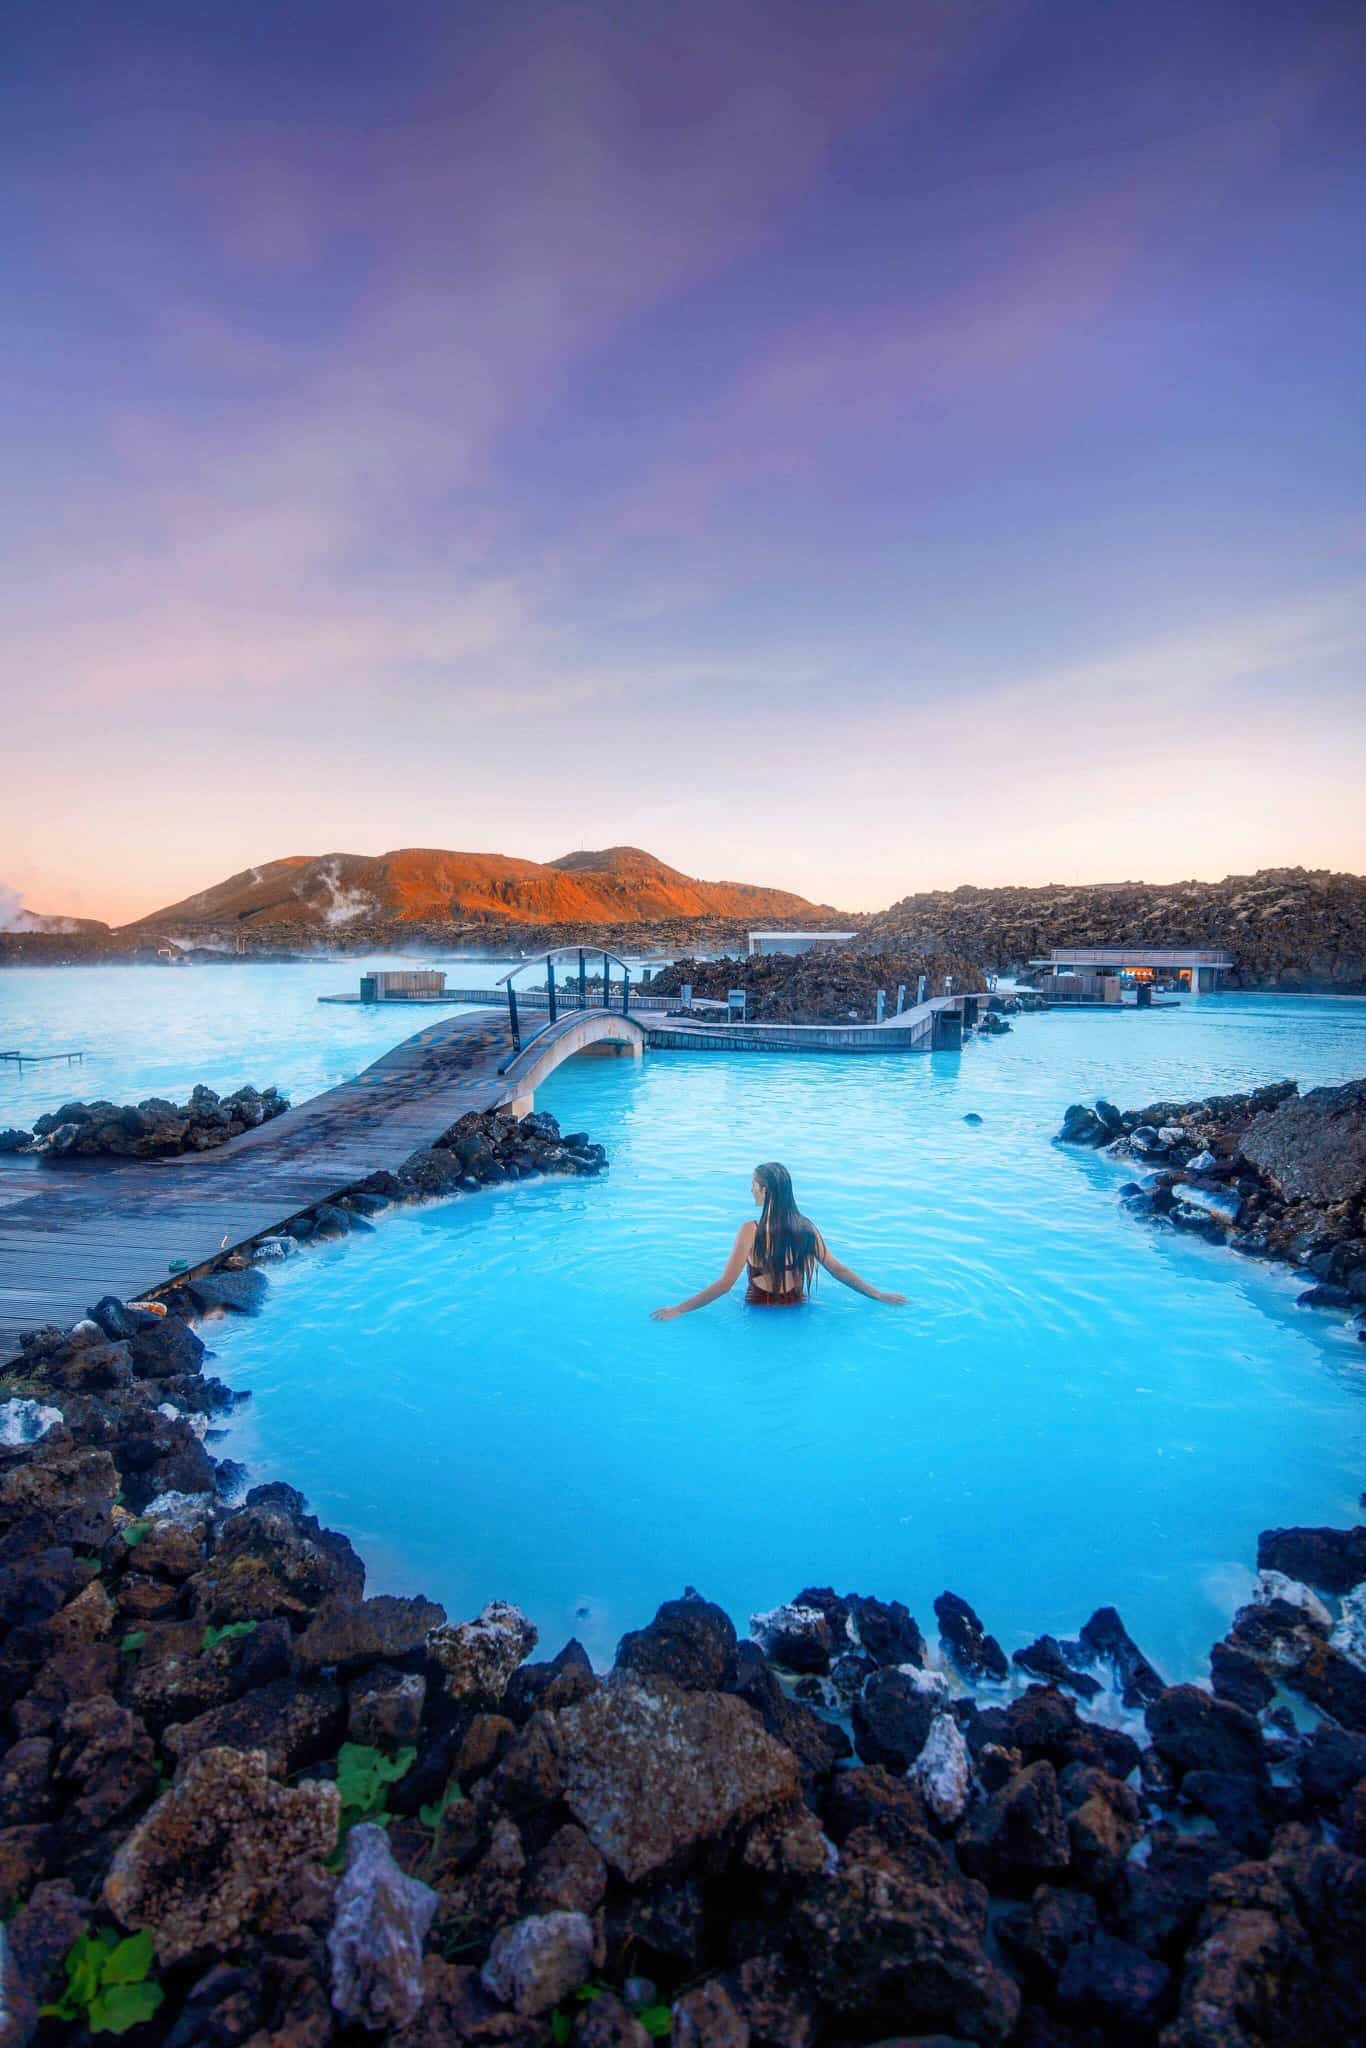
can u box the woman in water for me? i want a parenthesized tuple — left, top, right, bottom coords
(651, 1161, 907, 1319)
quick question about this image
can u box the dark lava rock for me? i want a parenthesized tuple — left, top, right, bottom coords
(793, 1846, 1020, 2043)
(192, 1486, 364, 1624)
(847, 1593, 925, 1667)
(1056, 1929, 1171, 2032)
(1059, 1764, 1143, 1891)
(957, 1761, 1071, 1887)
(963, 1685, 1079, 1769)
(1228, 1594, 1325, 1673)
(1058, 1104, 1109, 1147)
(851, 1667, 936, 1772)
(398, 1146, 468, 1197)
(312, 1200, 359, 1236)
(0, 1549, 84, 1630)
(1241, 1076, 1366, 1205)
(1298, 1283, 1357, 1310)
(1059, 1719, 1143, 1782)
(522, 1821, 607, 1918)
(1162, 1859, 1316, 2048)
(163, 1675, 346, 1776)
(823, 1765, 929, 1851)
(1297, 1722, 1366, 1810)
(1293, 1638, 1366, 1730)
(996, 1884, 1098, 1990)
(1257, 1522, 1366, 1594)
(1180, 1768, 1276, 1854)
(935, 1591, 1008, 1680)
(86, 1297, 157, 1341)
(293, 1592, 446, 1673)
(1013, 1635, 1101, 1700)
(557, 1674, 799, 1884)
(504, 1637, 597, 1721)
(1210, 1639, 1275, 1714)
(185, 1267, 269, 1317)
(749, 1601, 835, 1673)
(792, 1584, 852, 1642)
(730, 1644, 852, 1783)
(344, 1662, 423, 1744)
(128, 1316, 206, 1380)
(1072, 1605, 1165, 1707)
(1146, 1685, 1267, 1782)
(615, 1590, 738, 1691)
(0, 1445, 118, 1552)
(1116, 1825, 1241, 1959)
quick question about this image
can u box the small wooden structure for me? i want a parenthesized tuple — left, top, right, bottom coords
(357, 970, 447, 1002)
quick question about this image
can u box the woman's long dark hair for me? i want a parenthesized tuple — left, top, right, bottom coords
(752, 1162, 821, 1291)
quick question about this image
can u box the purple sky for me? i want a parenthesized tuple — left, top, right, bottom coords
(4, 0, 1364, 922)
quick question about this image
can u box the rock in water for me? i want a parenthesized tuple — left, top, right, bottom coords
(911, 1710, 973, 1825)
(186, 1268, 269, 1317)
(1073, 1606, 1166, 1707)
(102, 1746, 338, 1964)
(749, 1602, 834, 1673)
(934, 1590, 1008, 1680)
(480, 1910, 594, 2015)
(328, 1822, 438, 2031)
(1058, 1104, 1109, 1147)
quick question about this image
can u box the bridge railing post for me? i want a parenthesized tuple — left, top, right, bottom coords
(546, 955, 557, 1023)
(579, 948, 586, 1012)
(508, 983, 521, 1051)
(622, 968, 630, 1018)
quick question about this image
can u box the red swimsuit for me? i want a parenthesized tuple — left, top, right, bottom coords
(745, 1261, 805, 1307)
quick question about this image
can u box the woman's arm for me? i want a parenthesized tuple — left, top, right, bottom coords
(652, 1223, 754, 1320)
(816, 1235, 907, 1305)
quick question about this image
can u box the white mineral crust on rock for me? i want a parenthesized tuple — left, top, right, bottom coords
(910, 1710, 972, 1825)
(1254, 1570, 1332, 1629)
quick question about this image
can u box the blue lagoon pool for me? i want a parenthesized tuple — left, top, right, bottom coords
(173, 988, 1366, 1685)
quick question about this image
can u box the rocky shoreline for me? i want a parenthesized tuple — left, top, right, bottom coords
(1057, 1077, 1366, 1341)
(648, 950, 987, 1026)
(0, 1086, 291, 1164)
(0, 1107, 1362, 2044)
(1, 1286, 1363, 2046)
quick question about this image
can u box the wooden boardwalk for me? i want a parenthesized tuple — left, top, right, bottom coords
(0, 1009, 529, 1363)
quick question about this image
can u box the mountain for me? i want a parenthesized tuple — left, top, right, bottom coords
(120, 846, 837, 936)
(1, 909, 111, 937)
(859, 867, 1366, 993)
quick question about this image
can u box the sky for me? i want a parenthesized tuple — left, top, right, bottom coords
(2, 0, 1364, 925)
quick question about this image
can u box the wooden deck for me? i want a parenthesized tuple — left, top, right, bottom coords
(0, 1009, 530, 1363)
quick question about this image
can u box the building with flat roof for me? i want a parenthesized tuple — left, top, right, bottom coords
(748, 930, 857, 958)
(1030, 945, 1232, 993)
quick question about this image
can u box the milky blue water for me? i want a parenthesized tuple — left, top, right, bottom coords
(0, 957, 503, 1123)
(4, 970, 1364, 1685)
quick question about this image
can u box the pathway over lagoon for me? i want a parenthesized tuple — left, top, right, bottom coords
(0, 1007, 646, 1362)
